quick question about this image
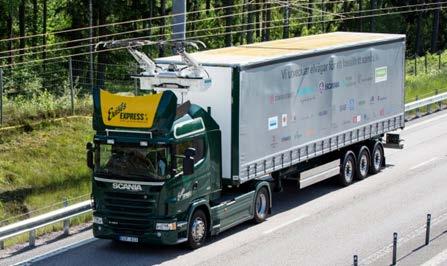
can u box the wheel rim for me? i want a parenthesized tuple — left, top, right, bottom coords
(344, 159, 353, 182)
(373, 149, 382, 170)
(191, 217, 206, 242)
(359, 154, 369, 177)
(256, 193, 267, 219)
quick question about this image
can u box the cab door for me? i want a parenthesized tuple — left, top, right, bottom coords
(174, 136, 210, 203)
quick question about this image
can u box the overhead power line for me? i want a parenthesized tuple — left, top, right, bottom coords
(0, 4, 282, 60)
(0, 0, 357, 56)
(0, 1, 262, 44)
(0, 3, 445, 68)
(0, 1, 442, 62)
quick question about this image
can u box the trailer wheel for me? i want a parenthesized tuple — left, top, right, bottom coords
(369, 142, 384, 175)
(339, 151, 356, 186)
(187, 209, 208, 249)
(253, 187, 270, 223)
(356, 146, 371, 180)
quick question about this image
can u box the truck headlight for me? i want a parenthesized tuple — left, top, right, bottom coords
(156, 222, 177, 231)
(93, 216, 103, 225)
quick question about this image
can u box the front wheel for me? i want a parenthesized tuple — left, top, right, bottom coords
(253, 187, 270, 223)
(187, 209, 208, 249)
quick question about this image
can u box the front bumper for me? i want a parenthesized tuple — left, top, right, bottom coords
(92, 216, 188, 245)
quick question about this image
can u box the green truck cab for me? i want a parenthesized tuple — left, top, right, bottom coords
(88, 41, 271, 249)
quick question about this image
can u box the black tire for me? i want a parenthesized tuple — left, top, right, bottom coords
(187, 209, 208, 249)
(356, 146, 371, 180)
(339, 151, 356, 186)
(253, 187, 270, 223)
(369, 142, 384, 175)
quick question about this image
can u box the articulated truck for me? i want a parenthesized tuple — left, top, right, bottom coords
(88, 32, 405, 249)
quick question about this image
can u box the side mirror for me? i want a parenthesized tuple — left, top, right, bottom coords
(182, 148, 196, 176)
(86, 142, 94, 169)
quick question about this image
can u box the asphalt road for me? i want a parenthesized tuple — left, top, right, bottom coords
(3, 110, 447, 266)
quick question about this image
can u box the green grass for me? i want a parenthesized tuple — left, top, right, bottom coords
(0, 118, 93, 191)
(0, 118, 94, 248)
(0, 118, 93, 222)
(404, 51, 447, 103)
(405, 69, 447, 103)
(1, 93, 91, 127)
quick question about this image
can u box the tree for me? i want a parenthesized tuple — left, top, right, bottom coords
(7, 0, 14, 65)
(431, 0, 441, 53)
(224, 0, 233, 47)
(42, 0, 47, 68)
(19, 0, 25, 61)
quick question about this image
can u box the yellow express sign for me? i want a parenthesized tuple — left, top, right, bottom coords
(100, 89, 162, 128)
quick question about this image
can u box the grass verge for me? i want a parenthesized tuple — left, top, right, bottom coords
(0, 117, 93, 248)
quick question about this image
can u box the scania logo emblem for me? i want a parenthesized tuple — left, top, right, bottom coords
(112, 182, 143, 191)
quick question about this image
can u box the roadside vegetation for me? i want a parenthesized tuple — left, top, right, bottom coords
(0, 118, 93, 248)
(405, 51, 447, 103)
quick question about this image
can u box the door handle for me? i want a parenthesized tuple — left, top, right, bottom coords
(193, 181, 198, 190)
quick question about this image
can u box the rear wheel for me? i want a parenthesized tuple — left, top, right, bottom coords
(369, 143, 384, 175)
(253, 187, 270, 223)
(339, 151, 356, 186)
(187, 209, 207, 249)
(356, 146, 371, 180)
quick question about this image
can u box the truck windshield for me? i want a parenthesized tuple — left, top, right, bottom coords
(95, 144, 171, 180)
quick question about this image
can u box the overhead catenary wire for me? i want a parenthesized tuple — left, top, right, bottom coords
(0, 0, 265, 44)
(0, 0, 358, 57)
(0, 0, 356, 44)
(0, 1, 442, 62)
(0, 4, 283, 61)
(0, 3, 445, 68)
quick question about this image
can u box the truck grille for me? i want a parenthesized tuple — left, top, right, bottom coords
(102, 191, 158, 235)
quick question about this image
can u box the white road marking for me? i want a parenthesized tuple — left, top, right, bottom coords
(14, 237, 97, 266)
(421, 248, 447, 266)
(263, 214, 308, 235)
(405, 113, 447, 131)
(409, 157, 440, 170)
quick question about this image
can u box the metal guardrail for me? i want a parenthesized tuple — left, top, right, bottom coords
(0, 200, 91, 249)
(405, 91, 447, 112)
(0, 92, 446, 250)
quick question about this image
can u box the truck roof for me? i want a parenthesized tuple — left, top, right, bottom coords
(157, 32, 405, 68)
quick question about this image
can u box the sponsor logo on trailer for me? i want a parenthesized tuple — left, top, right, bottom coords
(268, 116, 278, 130)
(269, 93, 293, 104)
(319, 80, 341, 94)
(296, 87, 315, 96)
(352, 115, 362, 124)
(319, 110, 328, 117)
(282, 114, 288, 127)
(375, 66, 388, 83)
(271, 135, 278, 148)
(112, 182, 143, 191)
(281, 136, 291, 142)
(348, 99, 355, 111)
(377, 96, 387, 101)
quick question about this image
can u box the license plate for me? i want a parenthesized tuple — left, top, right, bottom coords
(119, 236, 138, 243)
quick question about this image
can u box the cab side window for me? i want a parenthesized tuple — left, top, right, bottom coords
(175, 138, 205, 173)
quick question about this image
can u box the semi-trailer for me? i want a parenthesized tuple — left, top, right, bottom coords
(88, 32, 405, 249)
